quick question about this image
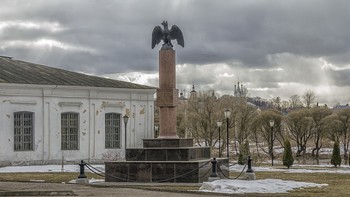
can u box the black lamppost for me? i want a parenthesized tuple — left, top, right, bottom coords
(217, 121, 222, 157)
(224, 109, 231, 158)
(269, 119, 275, 166)
(123, 115, 129, 155)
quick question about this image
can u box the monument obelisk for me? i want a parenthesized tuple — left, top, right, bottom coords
(152, 21, 184, 138)
(104, 21, 229, 183)
(157, 48, 178, 138)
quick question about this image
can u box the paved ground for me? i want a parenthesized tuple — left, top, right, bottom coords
(0, 181, 227, 197)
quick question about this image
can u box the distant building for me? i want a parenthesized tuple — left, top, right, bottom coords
(178, 90, 188, 104)
(247, 97, 273, 109)
(332, 103, 350, 113)
(333, 103, 350, 109)
(190, 82, 197, 99)
(0, 56, 155, 166)
(234, 81, 248, 98)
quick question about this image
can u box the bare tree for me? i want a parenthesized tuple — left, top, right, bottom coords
(310, 107, 332, 160)
(234, 100, 258, 145)
(281, 100, 290, 109)
(302, 89, 316, 108)
(176, 100, 188, 138)
(337, 108, 350, 163)
(254, 109, 283, 162)
(281, 100, 290, 113)
(180, 90, 259, 157)
(272, 96, 282, 110)
(251, 115, 262, 157)
(289, 95, 303, 108)
(186, 91, 219, 149)
(321, 114, 343, 142)
(285, 108, 314, 156)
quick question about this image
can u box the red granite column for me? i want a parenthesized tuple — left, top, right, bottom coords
(157, 49, 179, 138)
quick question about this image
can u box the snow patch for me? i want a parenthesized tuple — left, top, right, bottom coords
(199, 179, 328, 194)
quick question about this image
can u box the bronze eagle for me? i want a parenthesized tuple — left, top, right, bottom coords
(152, 21, 184, 49)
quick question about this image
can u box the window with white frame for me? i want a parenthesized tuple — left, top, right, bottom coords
(105, 113, 121, 148)
(14, 111, 34, 151)
(61, 112, 79, 150)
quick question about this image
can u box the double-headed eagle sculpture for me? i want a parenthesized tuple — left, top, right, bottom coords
(152, 21, 184, 49)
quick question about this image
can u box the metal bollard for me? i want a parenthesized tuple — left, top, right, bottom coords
(78, 160, 87, 179)
(245, 155, 256, 180)
(246, 156, 254, 173)
(210, 158, 218, 177)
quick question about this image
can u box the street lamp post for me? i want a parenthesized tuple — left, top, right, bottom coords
(224, 109, 231, 158)
(123, 115, 129, 157)
(269, 119, 275, 166)
(217, 121, 222, 157)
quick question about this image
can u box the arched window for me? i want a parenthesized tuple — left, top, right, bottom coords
(61, 112, 79, 150)
(105, 113, 121, 148)
(14, 111, 34, 151)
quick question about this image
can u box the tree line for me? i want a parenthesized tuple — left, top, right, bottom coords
(174, 90, 350, 165)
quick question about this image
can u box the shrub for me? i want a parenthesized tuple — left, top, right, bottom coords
(238, 140, 251, 165)
(331, 141, 341, 167)
(238, 153, 244, 165)
(282, 139, 294, 169)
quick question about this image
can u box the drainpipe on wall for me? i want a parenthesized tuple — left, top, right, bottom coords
(41, 88, 45, 163)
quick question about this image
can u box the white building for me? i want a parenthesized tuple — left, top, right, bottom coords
(0, 56, 155, 166)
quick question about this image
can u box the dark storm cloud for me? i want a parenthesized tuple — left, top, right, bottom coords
(2, 0, 350, 72)
(1, 0, 350, 105)
(326, 69, 350, 87)
(0, 0, 161, 73)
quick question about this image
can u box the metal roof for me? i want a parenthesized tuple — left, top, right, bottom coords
(0, 56, 154, 89)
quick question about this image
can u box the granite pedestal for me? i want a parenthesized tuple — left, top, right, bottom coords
(105, 138, 229, 183)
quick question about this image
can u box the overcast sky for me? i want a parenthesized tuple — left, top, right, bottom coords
(1, 0, 349, 106)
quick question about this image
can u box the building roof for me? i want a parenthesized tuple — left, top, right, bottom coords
(0, 56, 154, 89)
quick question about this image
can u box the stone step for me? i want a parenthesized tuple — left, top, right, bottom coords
(126, 147, 210, 161)
(143, 138, 193, 148)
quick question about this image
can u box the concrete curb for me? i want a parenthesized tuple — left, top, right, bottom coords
(0, 190, 75, 196)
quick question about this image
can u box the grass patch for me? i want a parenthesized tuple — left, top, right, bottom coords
(0, 172, 101, 183)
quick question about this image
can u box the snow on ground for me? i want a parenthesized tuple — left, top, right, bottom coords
(274, 147, 339, 154)
(0, 164, 105, 173)
(199, 179, 328, 194)
(68, 178, 105, 184)
(230, 164, 350, 174)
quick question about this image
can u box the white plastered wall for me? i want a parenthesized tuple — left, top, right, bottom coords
(0, 83, 155, 165)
